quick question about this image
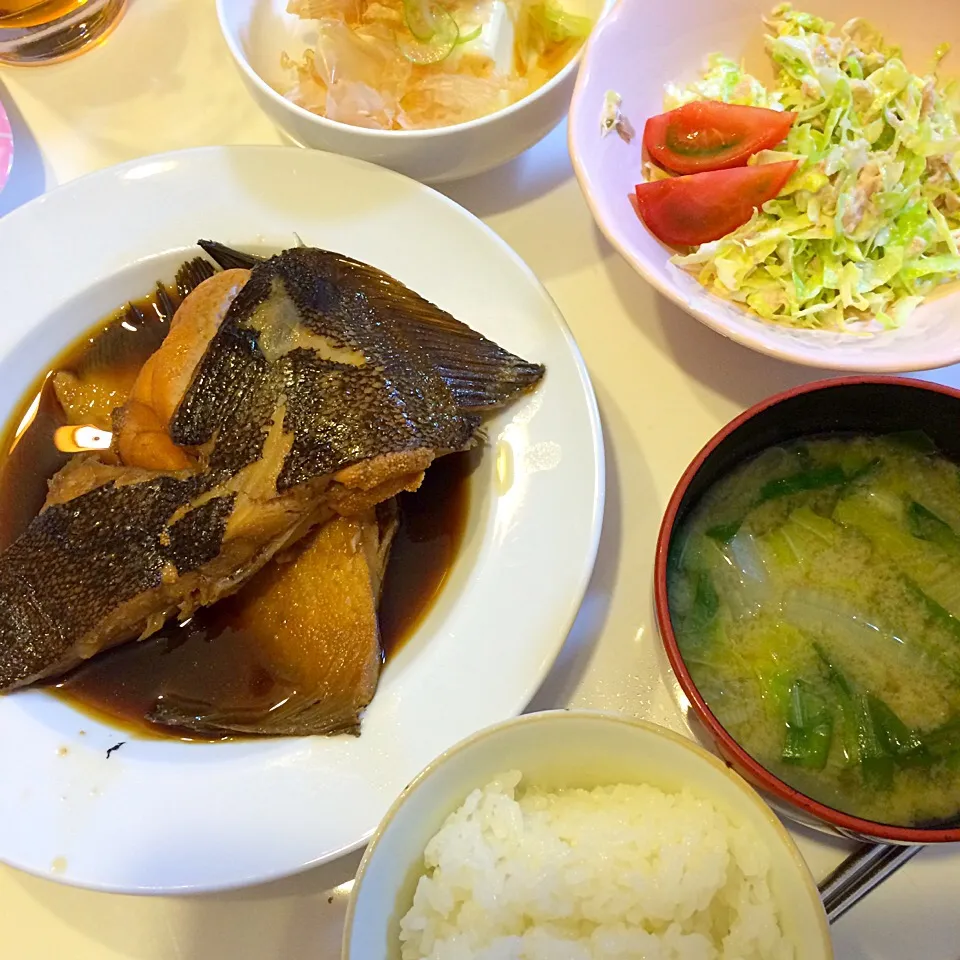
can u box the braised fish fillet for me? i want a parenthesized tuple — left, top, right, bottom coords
(148, 502, 398, 737)
(52, 257, 217, 433)
(196, 240, 547, 412)
(0, 244, 544, 692)
(114, 268, 251, 471)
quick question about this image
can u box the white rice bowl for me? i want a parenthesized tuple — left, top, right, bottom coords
(398, 771, 794, 960)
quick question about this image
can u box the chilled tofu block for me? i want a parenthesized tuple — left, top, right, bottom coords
(450, 0, 516, 75)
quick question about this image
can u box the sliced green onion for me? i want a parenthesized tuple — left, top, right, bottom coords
(781, 679, 834, 770)
(906, 500, 960, 553)
(679, 570, 719, 651)
(403, 0, 439, 42)
(856, 693, 894, 790)
(706, 520, 742, 544)
(885, 430, 938, 455)
(758, 464, 847, 502)
(456, 23, 482, 44)
(400, 5, 459, 64)
(867, 695, 925, 762)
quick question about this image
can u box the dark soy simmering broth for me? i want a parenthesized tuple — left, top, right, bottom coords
(0, 285, 471, 740)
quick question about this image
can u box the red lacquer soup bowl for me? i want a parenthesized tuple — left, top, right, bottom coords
(655, 376, 960, 845)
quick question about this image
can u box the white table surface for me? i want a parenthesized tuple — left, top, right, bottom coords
(2, 1, 959, 957)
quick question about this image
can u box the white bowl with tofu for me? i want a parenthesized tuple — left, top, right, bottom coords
(217, 0, 605, 183)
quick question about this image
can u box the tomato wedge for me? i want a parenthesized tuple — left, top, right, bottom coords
(644, 101, 797, 175)
(634, 161, 799, 247)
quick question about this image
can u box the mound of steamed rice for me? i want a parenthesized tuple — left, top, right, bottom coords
(399, 771, 795, 960)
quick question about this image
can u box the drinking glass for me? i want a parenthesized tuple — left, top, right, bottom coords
(0, 0, 126, 66)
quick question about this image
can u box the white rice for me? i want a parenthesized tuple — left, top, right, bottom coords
(399, 772, 795, 960)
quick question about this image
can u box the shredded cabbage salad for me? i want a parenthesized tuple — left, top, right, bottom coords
(661, 4, 960, 332)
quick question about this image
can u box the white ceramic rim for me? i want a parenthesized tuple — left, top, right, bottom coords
(342, 709, 833, 958)
(566, 0, 960, 374)
(215, 0, 595, 139)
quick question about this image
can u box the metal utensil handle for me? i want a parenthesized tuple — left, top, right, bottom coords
(818, 843, 895, 903)
(818, 843, 923, 924)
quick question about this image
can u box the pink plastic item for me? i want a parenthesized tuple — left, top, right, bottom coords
(0, 100, 11, 194)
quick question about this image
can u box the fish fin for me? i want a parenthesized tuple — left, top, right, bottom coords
(202, 244, 544, 409)
(154, 281, 178, 323)
(77, 261, 211, 375)
(147, 697, 364, 736)
(197, 240, 264, 271)
(79, 300, 162, 375)
(394, 308, 544, 411)
(175, 257, 217, 300)
(324, 253, 545, 410)
(123, 301, 149, 326)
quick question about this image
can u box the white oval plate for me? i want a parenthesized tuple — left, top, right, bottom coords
(0, 146, 603, 894)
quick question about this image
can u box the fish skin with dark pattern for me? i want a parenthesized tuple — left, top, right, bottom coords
(0, 244, 544, 693)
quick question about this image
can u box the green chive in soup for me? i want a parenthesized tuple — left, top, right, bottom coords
(668, 433, 960, 828)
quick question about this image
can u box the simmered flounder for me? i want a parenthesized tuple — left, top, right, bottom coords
(0, 243, 544, 691)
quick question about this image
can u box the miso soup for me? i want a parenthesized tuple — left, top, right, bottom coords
(669, 434, 960, 827)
